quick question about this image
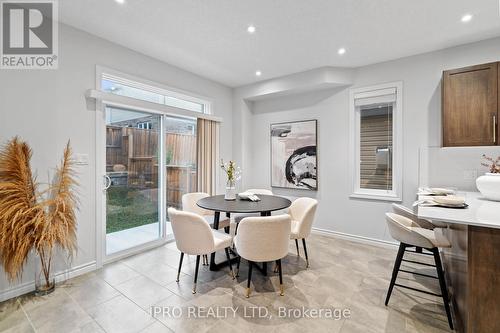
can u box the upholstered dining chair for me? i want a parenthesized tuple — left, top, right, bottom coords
(234, 214, 291, 298)
(288, 197, 318, 268)
(182, 192, 231, 229)
(168, 208, 235, 294)
(182, 192, 231, 265)
(233, 188, 274, 224)
(246, 188, 273, 195)
(385, 213, 453, 330)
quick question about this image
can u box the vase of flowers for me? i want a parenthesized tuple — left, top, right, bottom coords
(220, 159, 241, 200)
(476, 154, 500, 201)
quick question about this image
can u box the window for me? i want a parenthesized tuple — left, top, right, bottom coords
(101, 74, 208, 113)
(137, 122, 152, 130)
(349, 82, 402, 201)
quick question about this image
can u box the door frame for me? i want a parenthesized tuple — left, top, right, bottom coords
(94, 66, 215, 267)
(94, 71, 169, 267)
(95, 104, 169, 267)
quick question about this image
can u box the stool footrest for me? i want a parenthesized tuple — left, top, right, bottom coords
(404, 249, 434, 256)
(401, 258, 436, 267)
(399, 269, 438, 279)
(394, 283, 441, 297)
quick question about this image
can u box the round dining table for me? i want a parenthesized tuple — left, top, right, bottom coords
(197, 194, 292, 272)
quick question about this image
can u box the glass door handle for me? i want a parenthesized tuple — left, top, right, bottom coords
(104, 175, 112, 190)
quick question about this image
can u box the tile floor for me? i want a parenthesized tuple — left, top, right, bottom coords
(0, 234, 453, 332)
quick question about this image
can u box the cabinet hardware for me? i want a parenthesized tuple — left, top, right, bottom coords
(494, 115, 497, 144)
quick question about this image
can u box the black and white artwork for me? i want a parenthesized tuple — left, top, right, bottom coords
(271, 120, 317, 190)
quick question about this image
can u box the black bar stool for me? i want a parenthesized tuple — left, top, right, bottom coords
(385, 212, 454, 330)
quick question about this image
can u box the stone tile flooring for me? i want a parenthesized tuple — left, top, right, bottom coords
(0, 235, 453, 332)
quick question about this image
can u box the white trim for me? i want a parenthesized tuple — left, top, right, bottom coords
(0, 261, 97, 302)
(312, 227, 398, 249)
(349, 81, 403, 202)
(95, 72, 105, 270)
(86, 89, 222, 122)
(349, 193, 402, 202)
(104, 238, 170, 265)
(96, 65, 214, 114)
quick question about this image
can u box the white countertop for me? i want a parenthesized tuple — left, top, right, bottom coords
(417, 191, 500, 229)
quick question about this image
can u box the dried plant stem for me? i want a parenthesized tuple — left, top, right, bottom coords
(37, 246, 54, 289)
(0, 138, 78, 288)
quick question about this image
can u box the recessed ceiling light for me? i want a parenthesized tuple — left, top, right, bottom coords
(115, 0, 125, 4)
(461, 14, 473, 22)
(247, 25, 256, 34)
(255, 70, 262, 77)
(338, 47, 346, 55)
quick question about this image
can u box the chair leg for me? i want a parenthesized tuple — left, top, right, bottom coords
(385, 243, 406, 305)
(295, 239, 300, 256)
(225, 248, 235, 279)
(302, 238, 309, 268)
(192, 255, 201, 294)
(176, 252, 184, 282)
(236, 256, 241, 277)
(432, 248, 454, 330)
(246, 261, 253, 298)
(277, 259, 284, 296)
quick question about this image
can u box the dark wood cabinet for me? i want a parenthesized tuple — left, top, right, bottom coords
(442, 62, 498, 147)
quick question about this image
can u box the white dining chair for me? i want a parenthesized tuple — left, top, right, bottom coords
(246, 188, 273, 195)
(182, 192, 231, 265)
(182, 192, 231, 229)
(233, 189, 274, 224)
(288, 197, 318, 268)
(168, 208, 235, 294)
(234, 214, 291, 298)
(385, 212, 453, 330)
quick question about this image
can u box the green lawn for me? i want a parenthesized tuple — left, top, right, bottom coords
(106, 187, 158, 234)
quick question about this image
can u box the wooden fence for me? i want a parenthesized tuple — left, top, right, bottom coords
(106, 126, 197, 209)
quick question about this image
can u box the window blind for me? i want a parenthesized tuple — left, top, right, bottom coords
(354, 87, 397, 107)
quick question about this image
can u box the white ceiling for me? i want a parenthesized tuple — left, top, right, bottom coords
(60, 0, 500, 87)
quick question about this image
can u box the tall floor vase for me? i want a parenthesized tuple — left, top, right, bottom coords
(34, 248, 55, 296)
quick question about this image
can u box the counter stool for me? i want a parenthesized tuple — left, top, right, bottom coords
(392, 203, 448, 229)
(385, 213, 454, 330)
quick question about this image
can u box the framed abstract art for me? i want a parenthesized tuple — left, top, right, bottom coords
(270, 120, 317, 190)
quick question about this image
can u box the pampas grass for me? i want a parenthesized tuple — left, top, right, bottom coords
(0, 137, 78, 290)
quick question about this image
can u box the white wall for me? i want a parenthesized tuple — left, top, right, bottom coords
(233, 36, 500, 244)
(0, 24, 233, 300)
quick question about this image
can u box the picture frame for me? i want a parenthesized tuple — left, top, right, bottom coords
(270, 119, 318, 190)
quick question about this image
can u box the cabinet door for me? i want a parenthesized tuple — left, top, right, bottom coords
(442, 63, 498, 146)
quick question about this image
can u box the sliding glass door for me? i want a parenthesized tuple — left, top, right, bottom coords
(105, 107, 161, 255)
(164, 116, 197, 235)
(104, 108, 198, 255)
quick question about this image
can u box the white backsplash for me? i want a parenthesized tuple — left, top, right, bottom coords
(419, 146, 500, 191)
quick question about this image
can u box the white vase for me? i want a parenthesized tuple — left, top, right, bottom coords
(476, 173, 500, 201)
(225, 180, 236, 201)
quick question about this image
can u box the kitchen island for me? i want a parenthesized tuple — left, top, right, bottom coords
(417, 192, 500, 333)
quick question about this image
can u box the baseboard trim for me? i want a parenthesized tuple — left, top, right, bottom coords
(312, 227, 398, 249)
(0, 261, 97, 302)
